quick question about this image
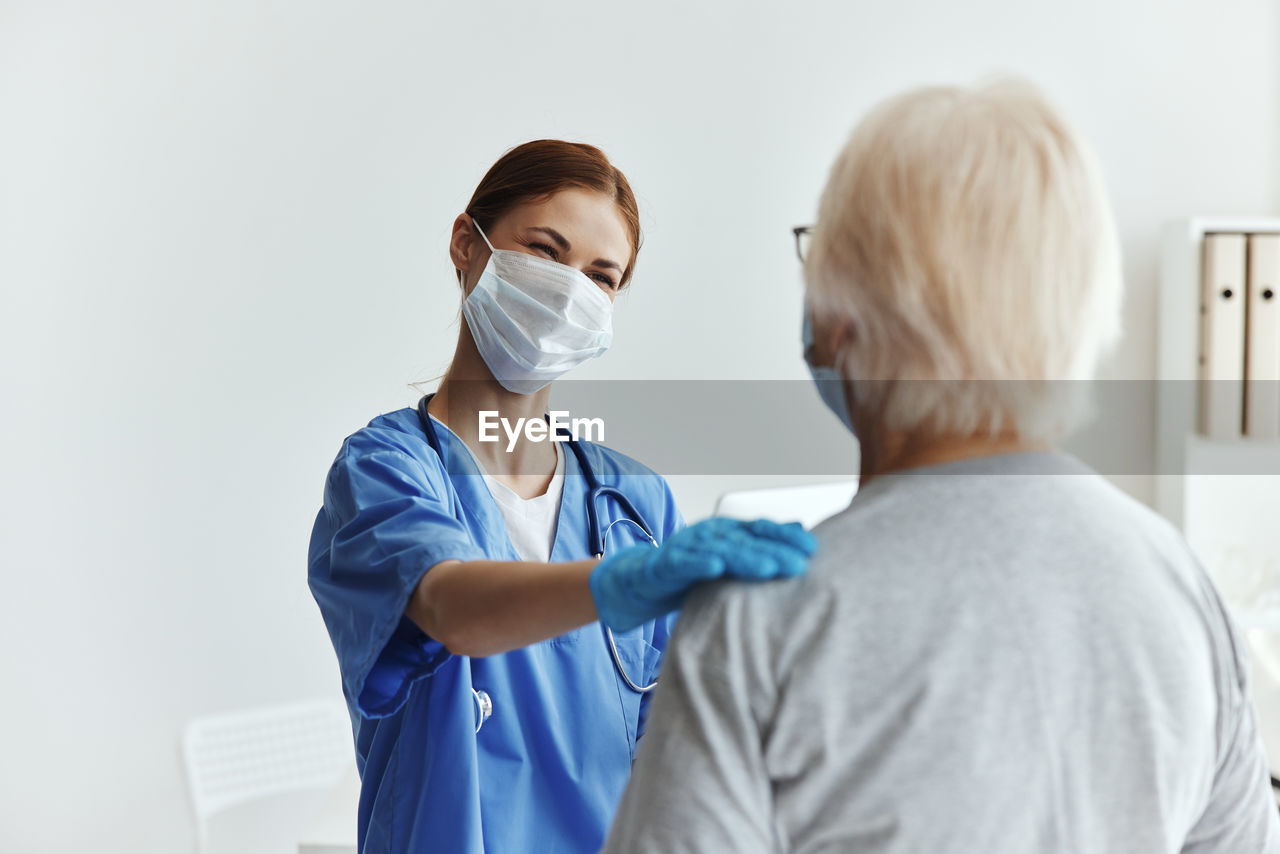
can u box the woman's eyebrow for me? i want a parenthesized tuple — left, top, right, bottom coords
(529, 226, 622, 271)
(528, 226, 570, 251)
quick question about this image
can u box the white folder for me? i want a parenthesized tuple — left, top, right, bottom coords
(1199, 233, 1247, 438)
(1246, 234, 1280, 438)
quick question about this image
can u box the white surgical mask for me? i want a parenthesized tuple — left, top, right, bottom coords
(461, 220, 614, 394)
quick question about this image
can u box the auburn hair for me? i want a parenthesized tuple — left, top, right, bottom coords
(464, 140, 642, 285)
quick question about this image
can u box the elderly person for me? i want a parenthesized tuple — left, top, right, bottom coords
(602, 81, 1280, 853)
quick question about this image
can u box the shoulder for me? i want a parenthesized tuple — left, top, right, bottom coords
(667, 572, 833, 719)
(681, 571, 831, 631)
(324, 407, 444, 491)
(336, 407, 430, 459)
(677, 571, 835, 667)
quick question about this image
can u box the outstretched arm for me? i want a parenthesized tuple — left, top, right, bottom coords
(408, 558, 598, 657)
(409, 518, 816, 659)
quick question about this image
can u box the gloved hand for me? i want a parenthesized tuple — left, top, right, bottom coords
(589, 517, 818, 632)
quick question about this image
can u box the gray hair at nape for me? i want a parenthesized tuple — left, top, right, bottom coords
(803, 77, 1123, 443)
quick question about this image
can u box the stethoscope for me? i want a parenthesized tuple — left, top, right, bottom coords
(415, 396, 660, 733)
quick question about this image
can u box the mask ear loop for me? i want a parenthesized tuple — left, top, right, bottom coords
(470, 217, 496, 252)
(458, 216, 495, 292)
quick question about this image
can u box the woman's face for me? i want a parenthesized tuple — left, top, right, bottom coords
(451, 188, 632, 302)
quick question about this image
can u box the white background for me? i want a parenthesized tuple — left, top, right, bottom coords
(2, 1, 1278, 851)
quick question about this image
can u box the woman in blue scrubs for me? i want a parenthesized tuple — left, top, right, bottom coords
(308, 140, 816, 854)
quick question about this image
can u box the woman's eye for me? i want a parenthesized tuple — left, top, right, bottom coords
(529, 242, 559, 260)
(591, 273, 619, 290)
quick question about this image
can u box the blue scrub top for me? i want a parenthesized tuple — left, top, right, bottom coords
(308, 407, 683, 854)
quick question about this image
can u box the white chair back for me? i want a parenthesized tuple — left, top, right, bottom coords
(182, 699, 353, 852)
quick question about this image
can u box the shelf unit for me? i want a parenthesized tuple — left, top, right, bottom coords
(1156, 217, 1280, 519)
(1159, 217, 1280, 787)
(1156, 216, 1280, 623)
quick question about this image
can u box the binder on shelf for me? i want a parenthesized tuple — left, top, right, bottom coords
(1199, 233, 1247, 438)
(1246, 234, 1280, 439)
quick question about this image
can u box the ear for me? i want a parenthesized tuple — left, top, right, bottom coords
(448, 214, 483, 287)
(809, 312, 856, 369)
(829, 317, 855, 363)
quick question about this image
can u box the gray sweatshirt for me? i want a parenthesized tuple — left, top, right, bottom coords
(602, 451, 1280, 853)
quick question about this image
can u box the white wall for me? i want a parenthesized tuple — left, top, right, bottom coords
(2, 1, 1277, 851)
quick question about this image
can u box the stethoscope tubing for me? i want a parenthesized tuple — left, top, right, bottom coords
(414, 396, 660, 720)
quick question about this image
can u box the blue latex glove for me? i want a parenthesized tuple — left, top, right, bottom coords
(589, 517, 818, 632)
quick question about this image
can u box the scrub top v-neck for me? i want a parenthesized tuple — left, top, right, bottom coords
(428, 412, 566, 564)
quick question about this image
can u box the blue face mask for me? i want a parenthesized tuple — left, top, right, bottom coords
(802, 311, 855, 433)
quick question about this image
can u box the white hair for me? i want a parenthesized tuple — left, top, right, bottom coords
(805, 78, 1123, 441)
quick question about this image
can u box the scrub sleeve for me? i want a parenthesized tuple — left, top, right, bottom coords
(308, 441, 485, 718)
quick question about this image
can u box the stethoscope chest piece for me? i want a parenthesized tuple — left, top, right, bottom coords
(472, 689, 492, 734)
